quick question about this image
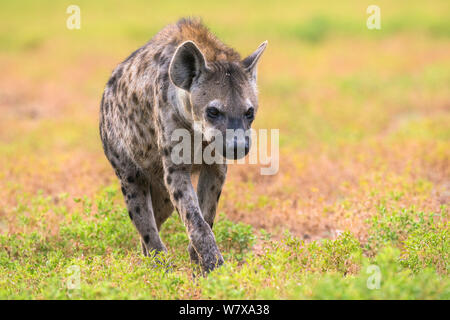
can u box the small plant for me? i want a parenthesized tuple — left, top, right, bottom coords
(401, 222, 449, 274)
(214, 214, 256, 261)
(366, 206, 443, 251)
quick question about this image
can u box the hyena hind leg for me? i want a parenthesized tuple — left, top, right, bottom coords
(150, 178, 175, 231)
(118, 163, 167, 256)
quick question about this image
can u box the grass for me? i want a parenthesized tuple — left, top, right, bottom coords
(0, 187, 448, 299)
(0, 0, 449, 299)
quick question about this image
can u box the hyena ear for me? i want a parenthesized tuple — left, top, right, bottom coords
(242, 40, 268, 83)
(169, 41, 208, 91)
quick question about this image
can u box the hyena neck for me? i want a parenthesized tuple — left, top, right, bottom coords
(169, 85, 198, 130)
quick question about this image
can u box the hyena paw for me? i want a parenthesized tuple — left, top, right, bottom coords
(203, 249, 224, 273)
(189, 224, 224, 273)
(190, 243, 224, 273)
(145, 242, 168, 257)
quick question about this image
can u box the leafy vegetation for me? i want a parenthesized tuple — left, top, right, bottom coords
(0, 187, 448, 299)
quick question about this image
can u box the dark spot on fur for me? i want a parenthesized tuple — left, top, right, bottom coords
(137, 126, 145, 138)
(121, 186, 126, 195)
(162, 88, 168, 103)
(153, 52, 161, 63)
(107, 67, 123, 94)
(107, 76, 116, 89)
(128, 210, 133, 220)
(127, 176, 135, 183)
(160, 56, 168, 67)
(135, 206, 141, 215)
(112, 150, 119, 159)
(111, 159, 117, 169)
(138, 61, 149, 75)
(210, 185, 215, 192)
(173, 190, 183, 201)
(166, 175, 172, 185)
(164, 198, 170, 203)
(168, 167, 175, 174)
(162, 72, 169, 83)
(143, 234, 150, 244)
(195, 216, 204, 229)
(171, 113, 179, 123)
(103, 101, 110, 113)
(217, 191, 221, 202)
(132, 92, 139, 105)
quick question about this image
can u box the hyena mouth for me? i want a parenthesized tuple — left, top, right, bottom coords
(221, 137, 250, 160)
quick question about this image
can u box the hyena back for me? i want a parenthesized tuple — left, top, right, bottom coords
(99, 18, 266, 272)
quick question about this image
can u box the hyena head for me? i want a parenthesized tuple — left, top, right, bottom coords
(169, 40, 267, 160)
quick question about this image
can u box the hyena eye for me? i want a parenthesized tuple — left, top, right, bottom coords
(245, 107, 255, 120)
(206, 107, 221, 119)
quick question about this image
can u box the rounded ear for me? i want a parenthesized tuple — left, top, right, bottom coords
(242, 40, 268, 83)
(169, 41, 208, 91)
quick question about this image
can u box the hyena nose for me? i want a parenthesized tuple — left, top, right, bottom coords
(235, 136, 250, 156)
(226, 136, 250, 160)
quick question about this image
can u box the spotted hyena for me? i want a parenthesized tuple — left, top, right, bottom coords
(99, 18, 267, 272)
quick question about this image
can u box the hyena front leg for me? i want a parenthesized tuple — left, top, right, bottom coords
(197, 164, 227, 227)
(188, 163, 227, 264)
(163, 161, 224, 272)
(119, 163, 167, 256)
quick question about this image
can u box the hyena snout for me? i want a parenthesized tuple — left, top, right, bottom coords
(223, 134, 250, 160)
(220, 117, 252, 160)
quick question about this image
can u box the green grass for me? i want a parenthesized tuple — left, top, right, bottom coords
(1, 186, 448, 299)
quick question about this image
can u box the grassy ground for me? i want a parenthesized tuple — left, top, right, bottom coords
(0, 0, 449, 299)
